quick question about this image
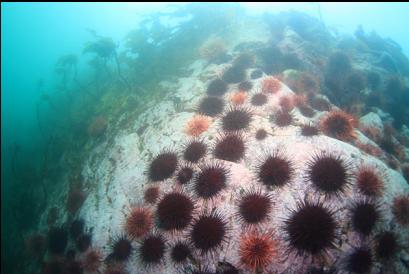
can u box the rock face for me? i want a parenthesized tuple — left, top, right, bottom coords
(77, 59, 409, 273)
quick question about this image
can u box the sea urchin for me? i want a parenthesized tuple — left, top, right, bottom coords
(148, 151, 178, 182)
(156, 192, 194, 231)
(239, 231, 277, 271)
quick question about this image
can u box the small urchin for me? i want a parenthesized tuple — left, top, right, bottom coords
(148, 150, 178, 182)
(194, 162, 230, 200)
(213, 132, 246, 162)
(392, 195, 409, 226)
(109, 235, 133, 262)
(156, 191, 194, 231)
(375, 231, 399, 261)
(221, 107, 252, 131)
(190, 210, 228, 254)
(236, 189, 273, 227)
(343, 246, 373, 274)
(356, 166, 384, 197)
(272, 110, 293, 127)
(305, 152, 352, 197)
(256, 149, 294, 189)
(251, 93, 268, 106)
(239, 231, 278, 272)
(176, 165, 194, 185)
(144, 186, 160, 204)
(170, 241, 192, 264)
(284, 198, 338, 257)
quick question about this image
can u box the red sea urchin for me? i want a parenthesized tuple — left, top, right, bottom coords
(183, 139, 207, 163)
(125, 207, 153, 239)
(284, 199, 337, 256)
(194, 162, 229, 200)
(213, 133, 246, 162)
(239, 231, 277, 271)
(156, 192, 194, 231)
(139, 234, 166, 266)
(237, 189, 272, 227)
(221, 107, 252, 131)
(350, 200, 380, 236)
(392, 195, 409, 226)
(198, 96, 225, 117)
(190, 211, 228, 254)
(356, 166, 384, 197)
(320, 110, 356, 141)
(305, 152, 352, 197)
(148, 151, 178, 182)
(256, 150, 294, 189)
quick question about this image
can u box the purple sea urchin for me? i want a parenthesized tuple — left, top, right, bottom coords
(110, 236, 133, 262)
(375, 231, 399, 261)
(256, 150, 294, 189)
(356, 166, 384, 197)
(214, 133, 246, 162)
(190, 211, 228, 254)
(222, 107, 252, 131)
(207, 79, 228, 96)
(48, 226, 68, 255)
(139, 234, 166, 266)
(251, 93, 267, 106)
(194, 162, 229, 200)
(144, 186, 160, 204)
(345, 247, 373, 274)
(76, 233, 92, 253)
(237, 189, 272, 226)
(301, 124, 319, 137)
(351, 200, 380, 236)
(273, 110, 293, 127)
(176, 166, 194, 185)
(183, 139, 207, 163)
(392, 195, 409, 226)
(170, 241, 192, 264)
(198, 96, 225, 117)
(156, 192, 194, 231)
(148, 151, 178, 182)
(305, 152, 352, 197)
(255, 129, 267, 140)
(284, 199, 337, 256)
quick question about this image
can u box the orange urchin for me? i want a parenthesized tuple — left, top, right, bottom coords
(262, 76, 281, 94)
(185, 115, 211, 137)
(239, 231, 278, 271)
(125, 207, 153, 239)
(320, 110, 357, 141)
(230, 91, 247, 105)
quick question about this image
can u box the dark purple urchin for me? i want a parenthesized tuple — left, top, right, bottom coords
(170, 241, 192, 264)
(207, 79, 228, 96)
(190, 211, 228, 254)
(272, 110, 293, 127)
(305, 152, 352, 197)
(222, 65, 247, 84)
(198, 96, 225, 117)
(255, 129, 268, 140)
(139, 234, 166, 266)
(284, 199, 337, 256)
(238, 81, 253, 92)
(148, 151, 178, 182)
(76, 233, 92, 253)
(176, 166, 194, 185)
(70, 219, 85, 240)
(237, 189, 272, 226)
(47, 226, 68, 255)
(301, 124, 319, 137)
(156, 192, 194, 231)
(251, 93, 267, 106)
(351, 200, 380, 236)
(110, 236, 133, 262)
(298, 104, 315, 118)
(375, 231, 399, 261)
(194, 163, 229, 200)
(213, 133, 246, 162)
(345, 247, 373, 274)
(183, 139, 207, 163)
(222, 107, 252, 131)
(256, 150, 294, 189)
